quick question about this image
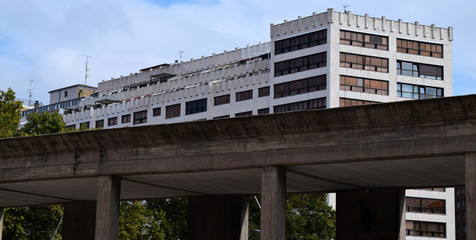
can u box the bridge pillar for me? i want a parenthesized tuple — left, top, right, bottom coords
(188, 195, 249, 240)
(0, 207, 4, 240)
(260, 166, 286, 240)
(336, 188, 406, 240)
(63, 201, 96, 240)
(466, 153, 476, 239)
(95, 176, 121, 240)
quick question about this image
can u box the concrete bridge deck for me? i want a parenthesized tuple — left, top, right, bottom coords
(1, 95, 475, 239)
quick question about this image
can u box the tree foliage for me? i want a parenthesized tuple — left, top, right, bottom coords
(3, 205, 63, 240)
(118, 198, 188, 240)
(21, 111, 65, 136)
(249, 193, 336, 240)
(0, 88, 22, 138)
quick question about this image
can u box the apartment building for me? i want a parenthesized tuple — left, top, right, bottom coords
(61, 9, 454, 239)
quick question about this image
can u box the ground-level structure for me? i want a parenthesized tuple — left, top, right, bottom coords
(2, 95, 475, 240)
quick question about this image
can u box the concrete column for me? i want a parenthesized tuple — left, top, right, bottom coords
(95, 176, 121, 240)
(0, 208, 4, 240)
(336, 188, 406, 240)
(63, 202, 96, 240)
(466, 153, 476, 239)
(188, 195, 248, 240)
(260, 166, 286, 240)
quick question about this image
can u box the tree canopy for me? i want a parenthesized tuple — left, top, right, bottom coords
(21, 110, 65, 136)
(0, 88, 22, 138)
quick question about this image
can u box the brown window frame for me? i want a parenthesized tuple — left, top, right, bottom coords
(133, 110, 147, 125)
(340, 30, 388, 50)
(274, 74, 326, 99)
(339, 98, 379, 107)
(214, 94, 230, 105)
(108, 117, 118, 126)
(275, 29, 327, 55)
(121, 114, 131, 123)
(273, 98, 326, 113)
(397, 38, 443, 58)
(340, 53, 388, 72)
(236, 90, 253, 102)
(166, 104, 181, 119)
(340, 75, 388, 95)
(275, 52, 327, 77)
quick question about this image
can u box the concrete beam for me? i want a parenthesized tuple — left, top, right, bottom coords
(466, 153, 476, 239)
(63, 202, 96, 240)
(260, 167, 286, 240)
(336, 188, 406, 240)
(0, 208, 4, 240)
(188, 195, 248, 240)
(95, 176, 121, 240)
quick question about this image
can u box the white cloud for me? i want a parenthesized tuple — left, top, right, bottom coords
(0, 0, 475, 104)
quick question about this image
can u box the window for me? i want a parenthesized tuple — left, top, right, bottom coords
(406, 220, 446, 238)
(406, 197, 445, 214)
(340, 53, 388, 72)
(340, 98, 379, 107)
(340, 30, 388, 50)
(275, 52, 327, 77)
(274, 98, 326, 113)
(66, 124, 75, 130)
(214, 115, 229, 119)
(186, 98, 207, 115)
(340, 76, 388, 95)
(64, 91, 68, 98)
(275, 29, 327, 55)
(258, 108, 269, 115)
(397, 61, 443, 80)
(397, 39, 443, 58)
(122, 114, 131, 123)
(80, 122, 90, 129)
(397, 83, 443, 99)
(95, 120, 104, 128)
(235, 111, 252, 117)
(258, 87, 270, 97)
(108, 117, 118, 126)
(153, 107, 161, 117)
(166, 104, 181, 119)
(274, 75, 326, 99)
(236, 90, 253, 101)
(133, 110, 147, 124)
(214, 94, 230, 105)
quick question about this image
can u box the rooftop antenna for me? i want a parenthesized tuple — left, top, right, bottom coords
(27, 79, 34, 106)
(82, 55, 92, 85)
(343, 4, 350, 13)
(179, 50, 186, 62)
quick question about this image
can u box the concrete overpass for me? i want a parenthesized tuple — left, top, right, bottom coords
(1, 95, 475, 239)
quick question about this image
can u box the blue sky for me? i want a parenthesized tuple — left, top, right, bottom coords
(0, 0, 475, 104)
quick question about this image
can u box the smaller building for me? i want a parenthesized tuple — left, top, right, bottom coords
(49, 84, 97, 104)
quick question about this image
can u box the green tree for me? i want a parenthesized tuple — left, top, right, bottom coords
(21, 111, 65, 136)
(0, 88, 22, 138)
(249, 193, 336, 240)
(145, 198, 188, 240)
(3, 205, 63, 240)
(285, 193, 336, 240)
(119, 201, 164, 240)
(118, 198, 188, 240)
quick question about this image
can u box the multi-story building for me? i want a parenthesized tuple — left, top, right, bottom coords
(20, 84, 97, 127)
(59, 9, 455, 239)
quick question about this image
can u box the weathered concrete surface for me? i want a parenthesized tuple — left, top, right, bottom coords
(63, 201, 96, 240)
(95, 176, 121, 240)
(188, 195, 248, 240)
(261, 167, 286, 240)
(466, 153, 476, 240)
(336, 188, 406, 240)
(1, 95, 475, 185)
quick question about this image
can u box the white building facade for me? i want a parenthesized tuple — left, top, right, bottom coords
(63, 9, 454, 239)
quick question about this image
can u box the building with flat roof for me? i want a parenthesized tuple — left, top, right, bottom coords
(58, 8, 454, 239)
